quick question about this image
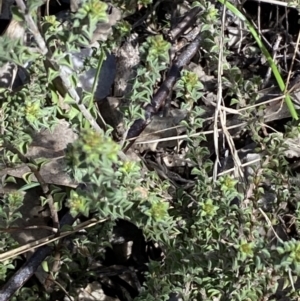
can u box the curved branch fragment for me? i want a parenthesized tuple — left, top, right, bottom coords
(125, 34, 202, 150)
(0, 213, 75, 301)
(168, 6, 202, 42)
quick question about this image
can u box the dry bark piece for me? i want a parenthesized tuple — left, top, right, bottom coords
(134, 109, 187, 152)
(77, 281, 118, 301)
(168, 6, 202, 41)
(114, 33, 140, 97)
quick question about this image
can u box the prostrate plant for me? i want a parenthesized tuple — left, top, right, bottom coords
(0, 0, 117, 291)
(65, 129, 177, 239)
(1, 0, 300, 300)
(123, 34, 171, 129)
(0, 192, 24, 281)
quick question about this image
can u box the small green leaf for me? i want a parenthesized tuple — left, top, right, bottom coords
(18, 182, 41, 191)
(41, 261, 49, 273)
(11, 7, 25, 22)
(22, 172, 33, 184)
(4, 176, 17, 184)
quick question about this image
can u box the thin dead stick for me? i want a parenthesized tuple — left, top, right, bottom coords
(285, 30, 300, 93)
(219, 6, 244, 181)
(259, 208, 283, 243)
(214, 157, 261, 178)
(220, 116, 245, 179)
(213, 5, 226, 181)
(0, 218, 106, 261)
(0, 225, 58, 234)
(133, 122, 248, 144)
(133, 91, 296, 146)
(47, 278, 73, 301)
(263, 35, 282, 88)
(0, 212, 74, 301)
(168, 6, 202, 41)
(208, 4, 243, 181)
(251, 0, 298, 8)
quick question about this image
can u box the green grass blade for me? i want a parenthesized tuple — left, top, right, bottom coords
(218, 0, 299, 120)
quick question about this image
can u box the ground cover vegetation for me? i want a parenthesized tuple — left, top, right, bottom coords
(1, 0, 300, 300)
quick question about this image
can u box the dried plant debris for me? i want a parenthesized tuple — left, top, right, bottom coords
(114, 33, 140, 97)
(0, 120, 78, 188)
(0, 181, 51, 245)
(76, 282, 119, 301)
(134, 109, 187, 151)
(3, 19, 26, 41)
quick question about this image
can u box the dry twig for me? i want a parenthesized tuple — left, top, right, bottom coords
(125, 33, 203, 151)
(0, 213, 76, 301)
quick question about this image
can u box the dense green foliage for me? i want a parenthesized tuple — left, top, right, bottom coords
(1, 0, 300, 300)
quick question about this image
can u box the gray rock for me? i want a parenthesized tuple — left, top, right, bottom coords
(79, 52, 116, 100)
(169, 293, 183, 301)
(62, 49, 116, 100)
